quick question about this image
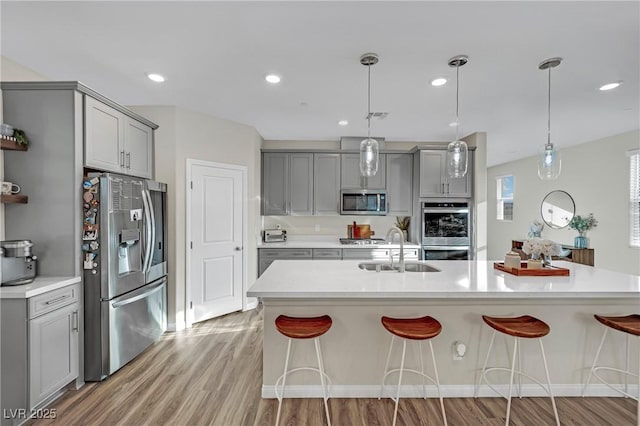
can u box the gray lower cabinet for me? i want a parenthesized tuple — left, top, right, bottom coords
(313, 153, 341, 215)
(418, 150, 473, 198)
(1, 283, 80, 426)
(258, 248, 313, 276)
(262, 153, 313, 216)
(341, 153, 386, 189)
(386, 154, 413, 215)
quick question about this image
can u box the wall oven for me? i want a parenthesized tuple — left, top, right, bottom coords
(422, 201, 471, 260)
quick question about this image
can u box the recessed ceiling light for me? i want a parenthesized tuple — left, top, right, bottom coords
(338, 120, 349, 126)
(265, 74, 281, 84)
(599, 81, 622, 91)
(431, 78, 447, 86)
(146, 73, 165, 83)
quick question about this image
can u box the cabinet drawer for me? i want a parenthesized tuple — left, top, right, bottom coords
(29, 284, 80, 319)
(259, 249, 313, 259)
(342, 248, 391, 260)
(390, 248, 419, 260)
(312, 248, 342, 259)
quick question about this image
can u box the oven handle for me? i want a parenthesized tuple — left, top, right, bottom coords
(423, 208, 469, 214)
(422, 246, 470, 251)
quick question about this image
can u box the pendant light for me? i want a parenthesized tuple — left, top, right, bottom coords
(537, 57, 562, 180)
(359, 53, 379, 177)
(446, 55, 469, 178)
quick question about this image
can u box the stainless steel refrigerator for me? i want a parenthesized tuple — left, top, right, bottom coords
(82, 173, 168, 381)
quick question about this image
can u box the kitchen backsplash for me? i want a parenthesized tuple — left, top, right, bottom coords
(262, 215, 414, 241)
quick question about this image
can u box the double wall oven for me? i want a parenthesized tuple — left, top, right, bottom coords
(421, 202, 471, 260)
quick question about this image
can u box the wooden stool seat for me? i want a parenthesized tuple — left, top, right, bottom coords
(594, 314, 640, 336)
(381, 315, 442, 340)
(482, 315, 550, 338)
(275, 315, 332, 339)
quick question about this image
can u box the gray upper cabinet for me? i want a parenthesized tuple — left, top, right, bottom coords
(341, 153, 386, 189)
(262, 153, 313, 216)
(85, 96, 154, 179)
(289, 153, 314, 215)
(386, 154, 413, 215)
(314, 153, 341, 215)
(262, 153, 289, 215)
(418, 150, 473, 198)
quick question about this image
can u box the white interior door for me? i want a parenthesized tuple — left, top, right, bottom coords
(188, 162, 245, 323)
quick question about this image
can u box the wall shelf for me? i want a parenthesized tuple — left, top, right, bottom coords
(1, 194, 29, 204)
(0, 135, 28, 151)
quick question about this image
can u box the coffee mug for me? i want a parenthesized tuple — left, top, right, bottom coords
(1, 182, 21, 195)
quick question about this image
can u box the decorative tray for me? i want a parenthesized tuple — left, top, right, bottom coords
(493, 262, 570, 276)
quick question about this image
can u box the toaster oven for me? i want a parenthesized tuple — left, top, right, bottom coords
(263, 229, 287, 243)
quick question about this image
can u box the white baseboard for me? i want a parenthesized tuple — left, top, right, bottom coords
(244, 299, 259, 311)
(261, 383, 639, 399)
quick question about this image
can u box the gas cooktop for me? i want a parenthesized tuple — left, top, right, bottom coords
(339, 238, 387, 245)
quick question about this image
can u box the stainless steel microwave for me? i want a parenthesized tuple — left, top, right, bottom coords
(340, 190, 387, 215)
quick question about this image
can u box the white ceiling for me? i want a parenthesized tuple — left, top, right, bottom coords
(1, 1, 638, 166)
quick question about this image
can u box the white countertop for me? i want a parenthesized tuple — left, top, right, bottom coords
(0, 276, 81, 299)
(247, 260, 640, 299)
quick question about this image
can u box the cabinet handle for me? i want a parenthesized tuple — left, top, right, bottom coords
(126, 152, 131, 168)
(441, 182, 445, 193)
(120, 150, 125, 167)
(45, 295, 70, 305)
(72, 310, 79, 331)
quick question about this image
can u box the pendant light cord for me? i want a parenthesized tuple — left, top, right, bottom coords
(547, 66, 552, 145)
(455, 63, 460, 142)
(367, 64, 372, 139)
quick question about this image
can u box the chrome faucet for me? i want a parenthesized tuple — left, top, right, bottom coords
(385, 226, 405, 273)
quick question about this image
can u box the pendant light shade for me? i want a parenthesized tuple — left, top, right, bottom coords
(359, 53, 379, 177)
(538, 57, 562, 180)
(446, 55, 469, 178)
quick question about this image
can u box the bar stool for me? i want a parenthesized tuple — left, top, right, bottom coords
(274, 314, 332, 426)
(582, 314, 639, 422)
(379, 315, 447, 426)
(476, 315, 560, 426)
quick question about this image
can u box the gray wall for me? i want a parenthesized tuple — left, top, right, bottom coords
(487, 130, 640, 275)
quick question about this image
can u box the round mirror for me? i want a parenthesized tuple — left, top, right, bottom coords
(541, 190, 575, 229)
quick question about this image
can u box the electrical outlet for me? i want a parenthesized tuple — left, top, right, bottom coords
(452, 341, 467, 360)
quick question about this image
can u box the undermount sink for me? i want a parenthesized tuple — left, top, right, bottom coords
(358, 262, 441, 273)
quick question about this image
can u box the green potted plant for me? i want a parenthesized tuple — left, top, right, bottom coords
(568, 213, 597, 248)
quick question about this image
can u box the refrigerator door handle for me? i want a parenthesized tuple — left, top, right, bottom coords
(147, 188, 156, 273)
(141, 189, 153, 273)
(111, 279, 165, 308)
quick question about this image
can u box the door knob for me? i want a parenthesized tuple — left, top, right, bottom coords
(235, 246, 242, 251)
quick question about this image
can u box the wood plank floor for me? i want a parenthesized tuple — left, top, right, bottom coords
(29, 309, 637, 425)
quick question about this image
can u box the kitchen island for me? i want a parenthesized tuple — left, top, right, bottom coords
(247, 260, 640, 398)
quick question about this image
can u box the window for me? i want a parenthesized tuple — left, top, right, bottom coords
(630, 150, 640, 247)
(496, 175, 514, 221)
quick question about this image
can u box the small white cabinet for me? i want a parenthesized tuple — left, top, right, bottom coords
(85, 96, 154, 179)
(418, 150, 473, 198)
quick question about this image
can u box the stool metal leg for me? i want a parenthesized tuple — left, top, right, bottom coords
(314, 337, 331, 426)
(625, 333, 630, 396)
(476, 330, 497, 398)
(276, 338, 292, 426)
(582, 327, 609, 397)
(539, 339, 560, 426)
(380, 335, 395, 400)
(429, 340, 448, 426)
(419, 341, 427, 399)
(392, 339, 407, 426)
(637, 336, 639, 426)
(505, 337, 518, 426)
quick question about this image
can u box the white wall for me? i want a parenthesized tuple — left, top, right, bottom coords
(0, 56, 49, 240)
(487, 130, 640, 275)
(130, 106, 263, 330)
